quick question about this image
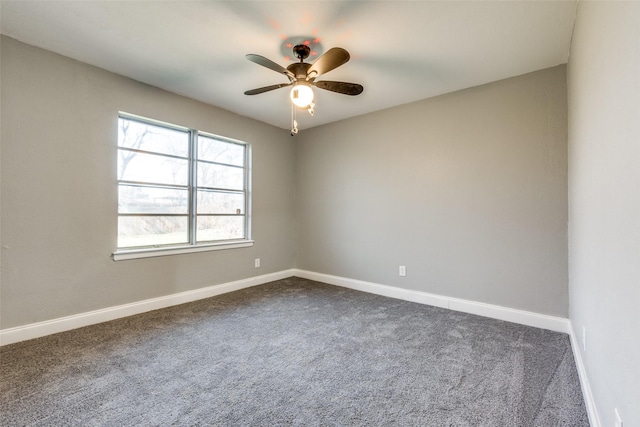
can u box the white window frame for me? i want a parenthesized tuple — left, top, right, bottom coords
(113, 113, 253, 261)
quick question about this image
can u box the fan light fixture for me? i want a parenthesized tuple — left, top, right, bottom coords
(245, 43, 363, 135)
(290, 83, 314, 108)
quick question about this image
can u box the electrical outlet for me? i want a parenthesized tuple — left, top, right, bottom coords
(254, 258, 260, 268)
(582, 326, 586, 352)
(399, 265, 406, 277)
(615, 408, 623, 427)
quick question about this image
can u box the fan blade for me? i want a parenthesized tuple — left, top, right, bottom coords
(307, 47, 350, 80)
(314, 81, 364, 96)
(246, 54, 294, 80)
(244, 83, 292, 95)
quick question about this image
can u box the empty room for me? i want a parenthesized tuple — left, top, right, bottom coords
(1, 1, 638, 426)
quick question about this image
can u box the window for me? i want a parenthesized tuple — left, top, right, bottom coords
(115, 113, 251, 259)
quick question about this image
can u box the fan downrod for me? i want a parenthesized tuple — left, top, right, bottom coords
(293, 44, 311, 62)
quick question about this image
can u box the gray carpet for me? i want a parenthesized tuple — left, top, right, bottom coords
(1, 277, 589, 426)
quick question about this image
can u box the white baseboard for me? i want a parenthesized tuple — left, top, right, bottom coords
(568, 321, 601, 427)
(1, 268, 570, 345)
(292, 269, 571, 334)
(0, 269, 295, 346)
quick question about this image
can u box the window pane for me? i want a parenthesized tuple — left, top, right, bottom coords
(118, 150, 188, 186)
(119, 185, 188, 214)
(118, 216, 189, 248)
(197, 162, 244, 190)
(196, 216, 244, 242)
(118, 118, 189, 157)
(197, 190, 244, 214)
(198, 135, 245, 166)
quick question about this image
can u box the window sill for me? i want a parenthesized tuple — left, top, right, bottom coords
(112, 240, 254, 261)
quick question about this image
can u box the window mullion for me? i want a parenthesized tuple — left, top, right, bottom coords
(189, 130, 198, 245)
(244, 144, 250, 240)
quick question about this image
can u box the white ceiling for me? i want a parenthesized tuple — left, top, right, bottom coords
(0, 1, 577, 130)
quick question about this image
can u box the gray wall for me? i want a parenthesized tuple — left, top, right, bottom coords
(0, 37, 296, 329)
(568, 2, 640, 425)
(295, 66, 569, 317)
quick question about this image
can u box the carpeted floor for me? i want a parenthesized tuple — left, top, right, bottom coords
(1, 277, 589, 426)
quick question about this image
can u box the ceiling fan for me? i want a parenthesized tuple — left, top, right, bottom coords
(244, 44, 364, 112)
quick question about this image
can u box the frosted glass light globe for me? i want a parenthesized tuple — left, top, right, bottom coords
(290, 84, 314, 108)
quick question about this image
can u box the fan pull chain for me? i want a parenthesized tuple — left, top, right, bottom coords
(291, 101, 298, 136)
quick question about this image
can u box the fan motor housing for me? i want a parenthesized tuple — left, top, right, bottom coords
(287, 62, 312, 79)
